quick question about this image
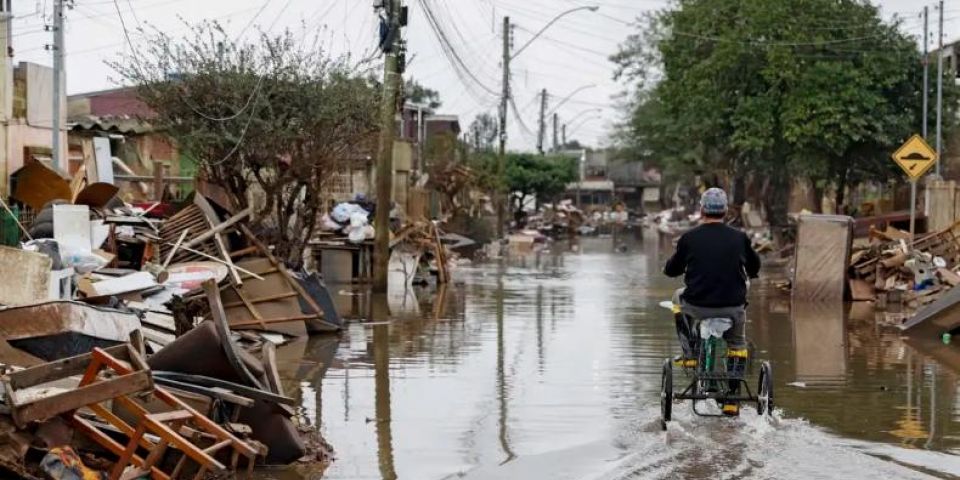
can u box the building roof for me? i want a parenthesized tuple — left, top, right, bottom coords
(425, 114, 459, 122)
(67, 86, 139, 101)
(69, 115, 154, 135)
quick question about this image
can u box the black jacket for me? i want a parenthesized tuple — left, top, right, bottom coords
(664, 223, 761, 308)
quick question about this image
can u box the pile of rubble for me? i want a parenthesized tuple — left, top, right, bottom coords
(0, 188, 341, 477)
(848, 224, 960, 309)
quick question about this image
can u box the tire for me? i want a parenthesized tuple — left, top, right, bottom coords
(661, 359, 673, 430)
(757, 361, 774, 417)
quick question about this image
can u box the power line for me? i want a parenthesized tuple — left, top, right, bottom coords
(418, 0, 499, 103)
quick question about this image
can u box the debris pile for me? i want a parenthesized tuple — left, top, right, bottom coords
(0, 172, 342, 477)
(848, 223, 960, 309)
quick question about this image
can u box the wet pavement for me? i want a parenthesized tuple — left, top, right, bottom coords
(262, 231, 960, 479)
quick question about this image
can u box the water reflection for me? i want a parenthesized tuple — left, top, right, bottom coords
(374, 323, 396, 480)
(264, 232, 960, 480)
(496, 265, 515, 464)
(791, 301, 847, 385)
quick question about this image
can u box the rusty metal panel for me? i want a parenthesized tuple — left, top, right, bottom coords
(0, 301, 141, 344)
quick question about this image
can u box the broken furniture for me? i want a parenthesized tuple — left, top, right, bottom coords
(66, 347, 263, 479)
(0, 301, 142, 361)
(3, 344, 152, 429)
(793, 214, 854, 301)
(147, 281, 306, 465)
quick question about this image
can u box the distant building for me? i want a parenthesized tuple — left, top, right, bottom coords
(67, 86, 188, 202)
(0, 59, 69, 196)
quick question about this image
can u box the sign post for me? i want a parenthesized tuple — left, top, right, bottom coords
(892, 134, 939, 240)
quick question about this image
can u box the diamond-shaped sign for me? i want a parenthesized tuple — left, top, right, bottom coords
(892, 134, 938, 180)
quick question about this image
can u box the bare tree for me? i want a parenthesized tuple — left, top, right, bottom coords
(112, 22, 380, 267)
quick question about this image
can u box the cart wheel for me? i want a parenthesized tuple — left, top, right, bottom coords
(661, 359, 673, 430)
(757, 361, 774, 417)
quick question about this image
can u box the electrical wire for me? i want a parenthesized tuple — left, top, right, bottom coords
(418, 0, 499, 103)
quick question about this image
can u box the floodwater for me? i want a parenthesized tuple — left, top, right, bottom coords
(260, 230, 960, 480)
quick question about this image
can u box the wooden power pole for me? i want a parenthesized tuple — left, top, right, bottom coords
(373, 0, 403, 292)
(497, 16, 510, 239)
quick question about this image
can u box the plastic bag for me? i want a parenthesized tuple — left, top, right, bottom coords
(332, 203, 370, 224)
(58, 243, 108, 274)
(320, 214, 341, 232)
(349, 212, 369, 228)
(699, 317, 732, 339)
(347, 225, 375, 244)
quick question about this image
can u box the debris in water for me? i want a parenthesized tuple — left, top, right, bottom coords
(787, 381, 807, 388)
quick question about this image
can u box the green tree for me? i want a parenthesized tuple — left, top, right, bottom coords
(506, 153, 577, 218)
(113, 22, 379, 267)
(614, 0, 958, 222)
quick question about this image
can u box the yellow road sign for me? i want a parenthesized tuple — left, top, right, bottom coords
(892, 134, 938, 180)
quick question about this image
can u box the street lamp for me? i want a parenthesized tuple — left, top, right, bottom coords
(567, 115, 603, 138)
(511, 6, 600, 60)
(563, 107, 603, 123)
(496, 5, 599, 237)
(547, 85, 597, 116)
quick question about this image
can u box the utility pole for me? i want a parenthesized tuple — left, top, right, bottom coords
(552, 113, 558, 152)
(562, 124, 567, 147)
(497, 16, 510, 238)
(537, 88, 547, 155)
(923, 6, 929, 140)
(373, 0, 404, 292)
(51, 0, 65, 172)
(936, 0, 944, 176)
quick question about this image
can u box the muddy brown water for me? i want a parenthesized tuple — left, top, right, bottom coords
(257, 232, 960, 480)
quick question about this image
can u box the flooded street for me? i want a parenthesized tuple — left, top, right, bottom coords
(265, 232, 960, 479)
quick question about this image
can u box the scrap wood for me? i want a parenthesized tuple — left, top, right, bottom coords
(161, 228, 189, 269)
(182, 206, 252, 251)
(939, 268, 960, 286)
(239, 224, 335, 331)
(164, 242, 264, 281)
(3, 344, 152, 429)
(72, 346, 262, 480)
(11, 162, 71, 211)
(433, 222, 449, 284)
(151, 372, 294, 406)
(203, 280, 267, 390)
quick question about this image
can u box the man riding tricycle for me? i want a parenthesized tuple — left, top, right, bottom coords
(660, 188, 774, 430)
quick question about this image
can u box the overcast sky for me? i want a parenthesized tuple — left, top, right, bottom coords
(6, 0, 957, 151)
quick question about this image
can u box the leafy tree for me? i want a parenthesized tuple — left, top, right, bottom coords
(113, 22, 379, 267)
(404, 78, 442, 109)
(613, 0, 959, 222)
(506, 153, 577, 218)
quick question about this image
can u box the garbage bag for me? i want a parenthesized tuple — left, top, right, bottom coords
(320, 214, 341, 232)
(348, 227, 366, 244)
(331, 203, 361, 224)
(349, 212, 369, 228)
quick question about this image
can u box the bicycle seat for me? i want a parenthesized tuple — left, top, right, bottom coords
(698, 317, 732, 339)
